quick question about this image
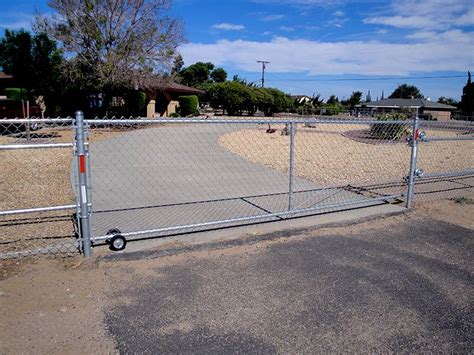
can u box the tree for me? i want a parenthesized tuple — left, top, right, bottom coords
(437, 96, 458, 107)
(459, 71, 474, 116)
(35, 0, 185, 91)
(366, 90, 372, 102)
(389, 84, 422, 99)
(171, 54, 184, 76)
(348, 91, 363, 108)
(180, 62, 214, 87)
(311, 94, 324, 107)
(326, 95, 339, 105)
(0, 29, 63, 113)
(179, 62, 228, 87)
(210, 68, 227, 83)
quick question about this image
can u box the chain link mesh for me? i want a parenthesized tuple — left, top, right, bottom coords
(414, 120, 474, 201)
(1, 116, 472, 258)
(0, 118, 79, 259)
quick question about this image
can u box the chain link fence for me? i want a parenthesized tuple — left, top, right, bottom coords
(0, 117, 79, 258)
(1, 114, 473, 258)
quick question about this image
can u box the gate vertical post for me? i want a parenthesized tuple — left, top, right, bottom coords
(75, 110, 92, 257)
(288, 122, 296, 211)
(406, 110, 420, 209)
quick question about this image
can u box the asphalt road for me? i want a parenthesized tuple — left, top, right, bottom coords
(102, 217, 473, 353)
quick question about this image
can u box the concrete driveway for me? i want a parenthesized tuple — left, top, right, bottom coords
(87, 124, 396, 239)
(100, 216, 473, 353)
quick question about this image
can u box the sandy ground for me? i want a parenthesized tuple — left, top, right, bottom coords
(0, 198, 472, 353)
(0, 127, 133, 254)
(219, 124, 473, 187)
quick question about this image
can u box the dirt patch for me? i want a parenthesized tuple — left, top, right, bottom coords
(0, 257, 116, 354)
(219, 125, 473, 187)
(0, 127, 130, 255)
(416, 198, 474, 229)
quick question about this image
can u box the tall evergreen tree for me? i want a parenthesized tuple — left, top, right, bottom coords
(460, 71, 474, 116)
(366, 90, 371, 102)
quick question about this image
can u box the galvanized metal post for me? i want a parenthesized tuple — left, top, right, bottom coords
(288, 122, 296, 211)
(75, 111, 92, 257)
(406, 110, 420, 209)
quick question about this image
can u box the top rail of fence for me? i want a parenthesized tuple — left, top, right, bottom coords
(84, 117, 413, 125)
(0, 117, 74, 123)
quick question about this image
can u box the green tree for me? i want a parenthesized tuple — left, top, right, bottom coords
(437, 96, 459, 107)
(179, 62, 228, 87)
(311, 94, 324, 107)
(0, 30, 63, 114)
(348, 91, 363, 108)
(0, 30, 33, 96)
(389, 84, 422, 99)
(326, 95, 339, 105)
(210, 81, 247, 115)
(210, 68, 227, 83)
(459, 71, 474, 116)
(180, 62, 215, 87)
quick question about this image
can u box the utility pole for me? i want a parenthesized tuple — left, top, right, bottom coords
(257, 60, 270, 87)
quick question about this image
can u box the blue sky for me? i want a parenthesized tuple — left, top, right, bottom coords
(1, 0, 473, 100)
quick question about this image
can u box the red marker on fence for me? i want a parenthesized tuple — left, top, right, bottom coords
(79, 154, 86, 174)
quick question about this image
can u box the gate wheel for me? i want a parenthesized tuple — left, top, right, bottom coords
(109, 235, 127, 251)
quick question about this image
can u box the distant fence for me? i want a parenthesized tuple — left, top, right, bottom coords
(1, 114, 473, 258)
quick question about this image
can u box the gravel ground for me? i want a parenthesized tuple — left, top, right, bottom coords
(0, 128, 128, 254)
(219, 124, 473, 187)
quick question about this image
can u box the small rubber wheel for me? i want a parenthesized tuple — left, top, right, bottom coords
(109, 235, 127, 251)
(107, 228, 121, 235)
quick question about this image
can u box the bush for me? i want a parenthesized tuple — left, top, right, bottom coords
(169, 112, 180, 118)
(370, 113, 408, 140)
(127, 90, 147, 116)
(177, 95, 199, 116)
(5, 88, 26, 101)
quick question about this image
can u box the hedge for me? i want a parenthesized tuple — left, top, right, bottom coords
(177, 95, 199, 116)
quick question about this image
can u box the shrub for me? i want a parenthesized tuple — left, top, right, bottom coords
(370, 113, 408, 140)
(177, 95, 199, 116)
(169, 112, 180, 118)
(5, 88, 26, 101)
(127, 90, 147, 116)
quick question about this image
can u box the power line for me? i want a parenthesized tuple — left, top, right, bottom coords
(264, 74, 465, 82)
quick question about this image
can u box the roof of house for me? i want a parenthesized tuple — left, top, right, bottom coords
(163, 82, 205, 95)
(358, 98, 456, 110)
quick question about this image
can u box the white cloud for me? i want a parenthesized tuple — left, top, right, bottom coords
(279, 26, 295, 32)
(333, 10, 345, 17)
(212, 23, 245, 31)
(261, 14, 285, 22)
(364, 0, 474, 31)
(327, 17, 348, 28)
(364, 15, 438, 29)
(180, 33, 474, 76)
(254, 0, 343, 6)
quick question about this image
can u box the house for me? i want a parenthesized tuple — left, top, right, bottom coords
(146, 82, 205, 118)
(356, 98, 457, 121)
(291, 95, 312, 105)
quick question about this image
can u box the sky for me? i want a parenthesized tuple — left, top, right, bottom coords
(0, 0, 473, 100)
